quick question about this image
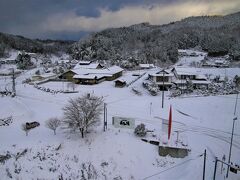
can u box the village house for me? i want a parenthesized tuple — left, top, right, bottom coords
(148, 69, 174, 90)
(172, 67, 210, 90)
(59, 61, 123, 85)
(202, 57, 229, 68)
(172, 67, 196, 80)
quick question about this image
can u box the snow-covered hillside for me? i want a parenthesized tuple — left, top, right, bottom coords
(0, 50, 240, 180)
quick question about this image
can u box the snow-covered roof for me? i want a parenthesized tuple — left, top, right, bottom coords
(59, 60, 70, 63)
(149, 69, 174, 77)
(178, 49, 187, 53)
(173, 67, 198, 75)
(215, 60, 225, 64)
(73, 74, 106, 79)
(73, 62, 101, 69)
(79, 61, 91, 65)
(149, 73, 174, 77)
(115, 79, 126, 83)
(72, 65, 123, 75)
(1, 58, 16, 61)
(173, 79, 210, 85)
(192, 80, 211, 84)
(139, 64, 154, 68)
(72, 65, 123, 80)
(195, 74, 207, 80)
(71, 60, 79, 64)
(107, 65, 124, 74)
(40, 73, 56, 78)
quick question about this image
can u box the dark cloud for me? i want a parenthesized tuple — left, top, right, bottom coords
(1, 0, 155, 39)
(0, 0, 239, 40)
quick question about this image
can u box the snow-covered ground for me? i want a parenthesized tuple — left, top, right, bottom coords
(0, 51, 240, 180)
(176, 49, 207, 67)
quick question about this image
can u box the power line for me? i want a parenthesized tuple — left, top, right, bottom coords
(142, 154, 203, 180)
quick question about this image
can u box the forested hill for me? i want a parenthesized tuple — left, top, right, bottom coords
(0, 32, 75, 57)
(70, 11, 240, 67)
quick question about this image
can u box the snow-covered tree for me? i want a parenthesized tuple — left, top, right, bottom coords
(62, 94, 104, 138)
(0, 43, 7, 57)
(234, 75, 240, 89)
(45, 117, 61, 135)
(16, 52, 33, 70)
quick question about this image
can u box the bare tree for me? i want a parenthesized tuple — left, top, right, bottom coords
(21, 123, 30, 136)
(62, 94, 104, 138)
(45, 117, 61, 135)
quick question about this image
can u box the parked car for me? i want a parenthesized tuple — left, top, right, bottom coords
(26, 121, 40, 130)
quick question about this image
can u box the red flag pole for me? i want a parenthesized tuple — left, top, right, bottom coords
(168, 105, 172, 140)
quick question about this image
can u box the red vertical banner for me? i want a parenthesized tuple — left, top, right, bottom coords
(168, 105, 172, 140)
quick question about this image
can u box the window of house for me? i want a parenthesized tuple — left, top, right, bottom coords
(156, 76, 168, 82)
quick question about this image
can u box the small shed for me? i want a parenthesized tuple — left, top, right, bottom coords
(115, 79, 126, 88)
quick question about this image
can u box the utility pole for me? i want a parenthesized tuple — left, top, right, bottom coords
(234, 93, 238, 115)
(203, 149, 206, 180)
(226, 93, 238, 178)
(103, 103, 107, 132)
(162, 70, 165, 108)
(213, 157, 218, 180)
(12, 68, 16, 97)
(226, 116, 238, 178)
(221, 155, 226, 174)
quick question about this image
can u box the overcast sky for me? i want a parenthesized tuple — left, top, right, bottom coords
(0, 0, 239, 40)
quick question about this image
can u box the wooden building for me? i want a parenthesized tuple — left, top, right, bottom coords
(115, 80, 126, 88)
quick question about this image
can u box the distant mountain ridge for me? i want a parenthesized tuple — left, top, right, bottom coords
(0, 32, 75, 57)
(0, 12, 240, 66)
(70, 11, 240, 67)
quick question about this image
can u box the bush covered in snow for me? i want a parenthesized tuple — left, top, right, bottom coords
(134, 123, 147, 137)
(142, 81, 159, 96)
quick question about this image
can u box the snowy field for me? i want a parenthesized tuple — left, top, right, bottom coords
(176, 49, 207, 67)
(0, 55, 240, 179)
